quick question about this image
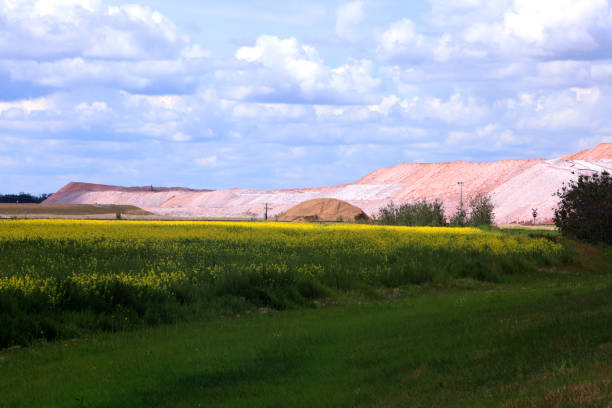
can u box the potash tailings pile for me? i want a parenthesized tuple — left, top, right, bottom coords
(44, 143, 612, 223)
(276, 198, 369, 222)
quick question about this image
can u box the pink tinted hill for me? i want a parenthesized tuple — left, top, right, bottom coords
(562, 143, 612, 160)
(44, 144, 612, 223)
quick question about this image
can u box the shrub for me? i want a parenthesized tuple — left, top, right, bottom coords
(375, 200, 446, 226)
(554, 171, 611, 244)
(468, 193, 495, 226)
(449, 207, 468, 227)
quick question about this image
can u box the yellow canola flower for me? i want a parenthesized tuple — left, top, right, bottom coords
(0, 219, 565, 303)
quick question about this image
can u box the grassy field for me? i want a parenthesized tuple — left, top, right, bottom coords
(0, 204, 151, 217)
(0, 219, 571, 347)
(0, 220, 610, 407)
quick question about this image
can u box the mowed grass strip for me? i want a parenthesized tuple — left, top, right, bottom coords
(1, 277, 611, 407)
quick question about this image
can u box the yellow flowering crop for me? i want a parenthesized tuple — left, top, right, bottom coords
(0, 219, 566, 304)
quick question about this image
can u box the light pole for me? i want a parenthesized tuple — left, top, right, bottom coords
(457, 181, 464, 209)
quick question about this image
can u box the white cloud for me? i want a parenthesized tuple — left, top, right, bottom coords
(230, 102, 308, 120)
(0, 0, 208, 95)
(505, 87, 605, 131)
(377, 19, 426, 61)
(336, 1, 365, 41)
(0, 97, 54, 114)
(400, 93, 490, 125)
(462, 0, 612, 58)
(368, 95, 400, 115)
(233, 35, 380, 103)
(446, 123, 519, 148)
(0, 0, 186, 60)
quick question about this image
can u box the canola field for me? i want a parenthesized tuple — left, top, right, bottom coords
(0, 219, 570, 347)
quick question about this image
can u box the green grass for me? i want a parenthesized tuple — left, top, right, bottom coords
(1, 221, 611, 406)
(1, 271, 611, 407)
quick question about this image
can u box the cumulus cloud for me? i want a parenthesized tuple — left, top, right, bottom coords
(377, 19, 427, 61)
(233, 35, 380, 103)
(0, 0, 209, 96)
(0, 0, 185, 60)
(463, 0, 612, 59)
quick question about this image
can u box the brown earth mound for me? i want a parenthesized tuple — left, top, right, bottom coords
(277, 198, 369, 222)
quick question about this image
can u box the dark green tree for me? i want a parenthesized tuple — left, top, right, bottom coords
(554, 171, 612, 244)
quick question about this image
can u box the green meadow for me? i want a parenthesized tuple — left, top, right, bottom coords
(0, 220, 611, 407)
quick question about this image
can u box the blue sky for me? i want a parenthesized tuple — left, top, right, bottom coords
(1, 0, 611, 193)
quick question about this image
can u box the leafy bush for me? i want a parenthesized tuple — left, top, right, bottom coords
(375, 200, 446, 226)
(468, 193, 495, 226)
(554, 171, 611, 244)
(449, 207, 468, 227)
(448, 193, 494, 227)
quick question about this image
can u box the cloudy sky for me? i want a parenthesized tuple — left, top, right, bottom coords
(1, 0, 611, 193)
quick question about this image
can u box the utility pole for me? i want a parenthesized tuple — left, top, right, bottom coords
(264, 203, 272, 221)
(457, 181, 464, 209)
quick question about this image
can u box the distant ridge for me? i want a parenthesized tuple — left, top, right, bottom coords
(44, 144, 612, 223)
(562, 143, 612, 161)
(44, 182, 212, 204)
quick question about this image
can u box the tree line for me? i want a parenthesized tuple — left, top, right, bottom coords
(373, 193, 494, 227)
(373, 170, 611, 245)
(0, 193, 52, 203)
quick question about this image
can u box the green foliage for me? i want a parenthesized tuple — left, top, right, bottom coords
(449, 193, 495, 227)
(449, 207, 468, 226)
(467, 192, 495, 226)
(115, 212, 122, 220)
(0, 192, 51, 203)
(375, 200, 447, 226)
(554, 171, 612, 244)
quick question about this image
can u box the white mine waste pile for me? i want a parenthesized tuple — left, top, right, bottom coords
(44, 143, 612, 223)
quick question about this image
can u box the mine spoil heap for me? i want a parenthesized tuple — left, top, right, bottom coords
(44, 143, 612, 223)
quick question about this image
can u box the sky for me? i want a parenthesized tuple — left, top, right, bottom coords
(1, 0, 612, 194)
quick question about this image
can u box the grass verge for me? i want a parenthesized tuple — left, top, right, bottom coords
(1, 271, 610, 407)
